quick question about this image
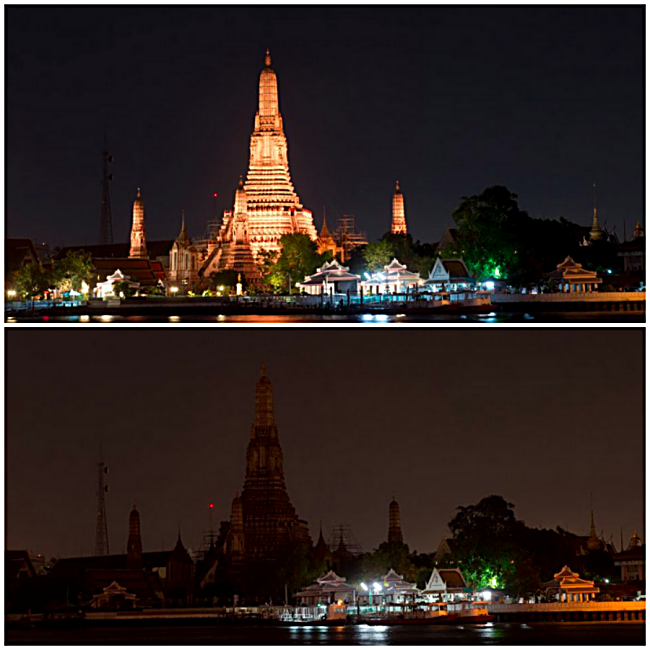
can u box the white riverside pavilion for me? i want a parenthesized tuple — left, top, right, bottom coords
(361, 258, 422, 296)
(297, 259, 360, 297)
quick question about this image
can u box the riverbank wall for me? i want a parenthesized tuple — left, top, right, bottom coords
(488, 601, 645, 623)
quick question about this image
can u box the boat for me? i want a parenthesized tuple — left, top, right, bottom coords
(359, 603, 458, 626)
(273, 603, 349, 626)
(448, 601, 495, 624)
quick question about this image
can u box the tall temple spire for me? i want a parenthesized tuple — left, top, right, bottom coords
(587, 494, 600, 550)
(201, 50, 317, 283)
(127, 504, 143, 568)
(254, 362, 274, 428)
(129, 187, 148, 258)
(388, 493, 404, 544)
(240, 364, 311, 564)
(589, 183, 603, 241)
(391, 180, 408, 235)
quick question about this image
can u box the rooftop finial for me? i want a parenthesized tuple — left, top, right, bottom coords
(239, 175, 244, 188)
(265, 48, 271, 67)
(261, 362, 267, 377)
(136, 187, 141, 199)
(395, 180, 400, 191)
(181, 210, 185, 231)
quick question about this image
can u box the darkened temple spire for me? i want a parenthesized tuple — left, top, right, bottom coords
(254, 362, 274, 428)
(388, 493, 404, 544)
(127, 504, 143, 568)
(590, 183, 603, 241)
(587, 494, 601, 550)
(265, 48, 271, 67)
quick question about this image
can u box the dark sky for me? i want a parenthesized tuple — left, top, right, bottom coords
(6, 328, 644, 560)
(6, 6, 644, 249)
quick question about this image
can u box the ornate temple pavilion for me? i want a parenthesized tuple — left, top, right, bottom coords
(297, 259, 360, 296)
(361, 258, 422, 295)
(423, 258, 475, 292)
(542, 566, 600, 602)
(201, 51, 317, 282)
(545, 256, 603, 293)
(167, 213, 199, 293)
(295, 570, 356, 606)
(422, 567, 470, 601)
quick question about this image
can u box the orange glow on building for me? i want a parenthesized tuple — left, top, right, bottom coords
(391, 181, 408, 235)
(201, 50, 317, 281)
(129, 188, 148, 259)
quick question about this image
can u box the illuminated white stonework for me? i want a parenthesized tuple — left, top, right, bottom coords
(202, 50, 316, 281)
(391, 181, 407, 235)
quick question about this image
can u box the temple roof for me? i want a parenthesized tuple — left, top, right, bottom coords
(317, 570, 347, 585)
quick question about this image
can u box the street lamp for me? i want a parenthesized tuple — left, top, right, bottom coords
(171, 286, 179, 295)
(360, 581, 383, 607)
(7, 290, 16, 299)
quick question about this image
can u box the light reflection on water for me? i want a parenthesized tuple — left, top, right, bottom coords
(6, 622, 645, 645)
(6, 312, 644, 324)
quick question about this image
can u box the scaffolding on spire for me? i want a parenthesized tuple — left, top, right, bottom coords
(94, 442, 110, 556)
(327, 524, 363, 556)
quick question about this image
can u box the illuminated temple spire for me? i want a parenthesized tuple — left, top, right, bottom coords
(129, 188, 148, 258)
(391, 181, 408, 235)
(388, 493, 404, 544)
(201, 50, 317, 281)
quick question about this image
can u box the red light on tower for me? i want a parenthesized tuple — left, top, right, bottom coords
(213, 193, 218, 198)
(209, 503, 214, 509)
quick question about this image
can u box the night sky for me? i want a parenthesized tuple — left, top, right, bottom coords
(6, 6, 644, 249)
(6, 328, 644, 561)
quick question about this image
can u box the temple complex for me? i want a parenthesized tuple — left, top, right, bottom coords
(129, 188, 148, 259)
(168, 213, 199, 293)
(391, 181, 408, 235)
(388, 494, 404, 544)
(201, 51, 317, 282)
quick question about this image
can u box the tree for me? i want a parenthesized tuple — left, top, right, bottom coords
(52, 250, 95, 293)
(13, 263, 50, 299)
(447, 495, 520, 591)
(363, 239, 394, 271)
(450, 186, 527, 281)
(360, 542, 417, 583)
(259, 235, 330, 294)
(208, 270, 243, 293)
(112, 281, 136, 298)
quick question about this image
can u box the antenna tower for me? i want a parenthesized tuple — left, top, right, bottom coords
(94, 443, 110, 556)
(99, 135, 114, 245)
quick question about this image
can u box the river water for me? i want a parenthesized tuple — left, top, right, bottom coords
(6, 622, 645, 645)
(5, 312, 645, 324)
